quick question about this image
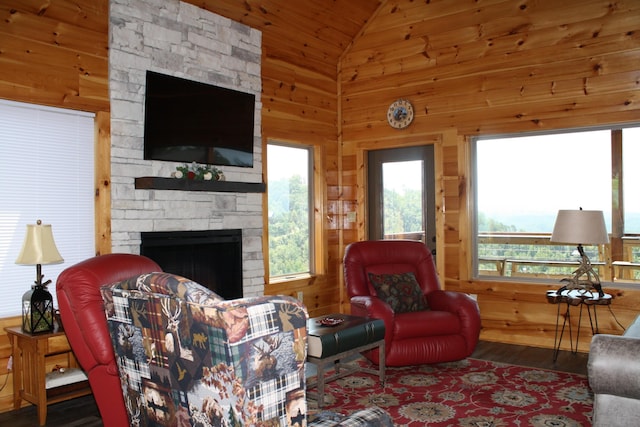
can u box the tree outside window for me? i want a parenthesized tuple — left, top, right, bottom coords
(267, 143, 312, 278)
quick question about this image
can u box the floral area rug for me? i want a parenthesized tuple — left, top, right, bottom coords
(308, 358, 593, 426)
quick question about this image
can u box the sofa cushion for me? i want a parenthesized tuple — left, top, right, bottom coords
(368, 271, 428, 313)
(625, 314, 640, 338)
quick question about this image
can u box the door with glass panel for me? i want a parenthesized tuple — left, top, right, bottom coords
(367, 145, 436, 257)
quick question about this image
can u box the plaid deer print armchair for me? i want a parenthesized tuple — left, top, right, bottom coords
(101, 272, 392, 427)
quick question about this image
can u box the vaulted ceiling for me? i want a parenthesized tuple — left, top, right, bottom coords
(186, 0, 384, 78)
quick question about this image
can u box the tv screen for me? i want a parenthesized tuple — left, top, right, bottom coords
(143, 71, 255, 168)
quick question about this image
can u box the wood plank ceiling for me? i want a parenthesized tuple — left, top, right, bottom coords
(185, 0, 384, 78)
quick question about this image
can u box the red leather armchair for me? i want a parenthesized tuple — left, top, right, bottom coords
(56, 253, 161, 427)
(344, 240, 481, 366)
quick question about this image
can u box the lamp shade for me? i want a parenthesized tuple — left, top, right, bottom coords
(15, 220, 63, 265)
(15, 220, 62, 334)
(550, 210, 609, 245)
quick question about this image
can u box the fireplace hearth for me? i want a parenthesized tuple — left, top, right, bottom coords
(140, 229, 243, 300)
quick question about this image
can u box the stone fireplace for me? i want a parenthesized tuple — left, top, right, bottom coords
(140, 229, 243, 300)
(108, 0, 264, 297)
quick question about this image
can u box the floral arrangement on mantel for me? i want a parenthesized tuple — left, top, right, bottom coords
(172, 162, 225, 181)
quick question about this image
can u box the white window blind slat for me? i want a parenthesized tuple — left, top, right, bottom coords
(0, 100, 95, 317)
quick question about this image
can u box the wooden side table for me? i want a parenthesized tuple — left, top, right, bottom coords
(546, 289, 613, 362)
(5, 326, 92, 426)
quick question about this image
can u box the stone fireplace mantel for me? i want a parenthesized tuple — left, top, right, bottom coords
(109, 0, 265, 298)
(134, 177, 265, 193)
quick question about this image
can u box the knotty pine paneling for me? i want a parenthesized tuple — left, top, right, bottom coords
(5, 0, 109, 32)
(95, 111, 112, 254)
(260, 53, 341, 312)
(193, 0, 382, 79)
(0, 317, 19, 414)
(0, 0, 111, 414)
(453, 279, 640, 351)
(341, 0, 640, 349)
(0, 4, 109, 111)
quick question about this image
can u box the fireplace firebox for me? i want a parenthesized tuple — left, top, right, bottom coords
(140, 229, 243, 300)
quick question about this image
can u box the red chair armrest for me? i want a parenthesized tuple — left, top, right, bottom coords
(350, 295, 395, 343)
(427, 290, 481, 353)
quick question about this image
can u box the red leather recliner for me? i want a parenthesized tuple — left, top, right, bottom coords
(344, 240, 481, 366)
(56, 253, 161, 427)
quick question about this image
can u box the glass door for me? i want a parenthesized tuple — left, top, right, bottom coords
(367, 145, 436, 257)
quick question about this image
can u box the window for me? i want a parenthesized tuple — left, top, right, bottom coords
(267, 143, 312, 278)
(0, 100, 95, 317)
(382, 160, 424, 238)
(474, 126, 638, 281)
(623, 127, 640, 234)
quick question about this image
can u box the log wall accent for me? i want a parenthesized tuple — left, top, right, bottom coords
(0, 1, 111, 412)
(0, 316, 18, 414)
(196, 0, 383, 317)
(0, 1, 109, 111)
(339, 0, 640, 349)
(0, 2, 379, 411)
(0, 1, 111, 258)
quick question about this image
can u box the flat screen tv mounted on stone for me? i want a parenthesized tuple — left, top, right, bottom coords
(143, 71, 255, 168)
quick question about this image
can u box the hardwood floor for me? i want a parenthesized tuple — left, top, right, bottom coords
(0, 392, 102, 427)
(471, 340, 589, 376)
(0, 340, 589, 426)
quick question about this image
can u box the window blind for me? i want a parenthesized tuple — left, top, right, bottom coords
(0, 100, 95, 317)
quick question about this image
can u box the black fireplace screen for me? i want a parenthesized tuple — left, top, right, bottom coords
(140, 229, 243, 300)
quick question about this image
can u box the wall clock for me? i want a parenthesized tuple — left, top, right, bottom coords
(387, 99, 414, 129)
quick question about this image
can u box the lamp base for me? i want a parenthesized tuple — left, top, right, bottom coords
(557, 281, 604, 298)
(557, 245, 604, 297)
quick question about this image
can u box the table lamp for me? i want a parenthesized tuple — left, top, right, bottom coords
(15, 220, 64, 333)
(550, 208, 609, 297)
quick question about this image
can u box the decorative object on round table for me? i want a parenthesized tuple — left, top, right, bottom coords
(318, 316, 344, 326)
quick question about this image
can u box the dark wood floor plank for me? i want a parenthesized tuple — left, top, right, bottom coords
(0, 392, 102, 427)
(471, 340, 588, 376)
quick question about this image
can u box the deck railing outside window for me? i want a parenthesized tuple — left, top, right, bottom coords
(478, 232, 640, 282)
(381, 231, 640, 283)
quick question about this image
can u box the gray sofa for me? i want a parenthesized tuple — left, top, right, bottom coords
(588, 314, 640, 426)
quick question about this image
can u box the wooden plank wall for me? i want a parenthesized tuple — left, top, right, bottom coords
(0, 0, 378, 412)
(0, 1, 109, 111)
(0, 0, 110, 413)
(257, 53, 342, 315)
(197, 0, 383, 317)
(339, 0, 640, 349)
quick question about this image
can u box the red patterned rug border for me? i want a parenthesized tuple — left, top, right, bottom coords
(309, 357, 593, 426)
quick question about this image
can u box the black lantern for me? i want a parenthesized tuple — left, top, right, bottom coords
(15, 220, 63, 334)
(22, 284, 55, 333)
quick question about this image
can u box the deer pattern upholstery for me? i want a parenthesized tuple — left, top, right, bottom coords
(100, 272, 309, 426)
